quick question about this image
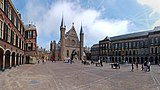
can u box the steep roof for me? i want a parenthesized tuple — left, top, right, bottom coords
(110, 30, 150, 41)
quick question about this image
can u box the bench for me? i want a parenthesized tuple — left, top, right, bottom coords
(111, 63, 120, 69)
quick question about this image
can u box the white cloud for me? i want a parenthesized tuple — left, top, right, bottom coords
(137, 0, 160, 13)
(25, 0, 130, 48)
(137, 0, 160, 28)
(154, 19, 160, 27)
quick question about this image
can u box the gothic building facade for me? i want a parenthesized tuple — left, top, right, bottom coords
(50, 17, 84, 61)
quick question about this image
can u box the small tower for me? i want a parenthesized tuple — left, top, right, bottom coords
(50, 41, 53, 52)
(53, 40, 56, 56)
(80, 24, 84, 60)
(60, 16, 66, 61)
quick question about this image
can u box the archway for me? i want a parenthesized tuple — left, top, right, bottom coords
(125, 57, 128, 63)
(137, 57, 139, 64)
(5, 50, 11, 69)
(16, 53, 19, 65)
(145, 57, 148, 62)
(115, 57, 117, 62)
(112, 57, 114, 63)
(150, 57, 153, 63)
(26, 56, 30, 64)
(22, 55, 24, 64)
(141, 57, 144, 64)
(155, 56, 158, 64)
(19, 54, 21, 65)
(129, 57, 132, 63)
(133, 57, 135, 63)
(12, 52, 16, 67)
(119, 57, 121, 63)
(0, 48, 4, 70)
(71, 50, 78, 60)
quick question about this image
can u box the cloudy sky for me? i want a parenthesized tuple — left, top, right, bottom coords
(12, 0, 160, 49)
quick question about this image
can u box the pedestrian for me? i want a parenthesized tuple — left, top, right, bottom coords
(131, 62, 134, 72)
(135, 62, 138, 70)
(52, 57, 55, 63)
(141, 64, 143, 71)
(100, 59, 103, 67)
(70, 59, 72, 64)
(147, 61, 151, 72)
(143, 61, 147, 72)
(38, 60, 39, 64)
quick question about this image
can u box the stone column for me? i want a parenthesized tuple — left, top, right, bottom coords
(14, 55, 16, 67)
(9, 55, 12, 69)
(2, 54, 5, 71)
(23, 56, 26, 64)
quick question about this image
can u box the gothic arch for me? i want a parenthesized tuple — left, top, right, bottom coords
(12, 52, 16, 67)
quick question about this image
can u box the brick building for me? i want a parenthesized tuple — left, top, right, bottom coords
(0, 0, 37, 71)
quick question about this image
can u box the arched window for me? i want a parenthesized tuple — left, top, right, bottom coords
(67, 50, 69, 57)
(72, 40, 75, 47)
(155, 47, 158, 54)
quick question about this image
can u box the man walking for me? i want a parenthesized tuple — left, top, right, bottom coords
(100, 59, 103, 67)
(135, 62, 138, 70)
(131, 62, 134, 72)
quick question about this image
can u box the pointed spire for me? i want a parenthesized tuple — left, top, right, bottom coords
(80, 23, 83, 34)
(60, 16, 64, 27)
(72, 22, 74, 26)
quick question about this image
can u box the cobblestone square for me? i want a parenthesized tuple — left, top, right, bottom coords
(0, 61, 160, 90)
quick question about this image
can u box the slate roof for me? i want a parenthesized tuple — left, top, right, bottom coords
(110, 30, 150, 41)
(109, 26, 160, 41)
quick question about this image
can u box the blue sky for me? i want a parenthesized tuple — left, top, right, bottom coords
(12, 0, 160, 49)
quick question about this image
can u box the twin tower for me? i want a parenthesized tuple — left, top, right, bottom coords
(50, 17, 84, 61)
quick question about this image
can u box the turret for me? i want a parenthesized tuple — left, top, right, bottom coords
(80, 24, 84, 60)
(60, 16, 66, 61)
(50, 41, 53, 52)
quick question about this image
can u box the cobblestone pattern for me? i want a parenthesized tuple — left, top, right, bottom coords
(0, 61, 160, 90)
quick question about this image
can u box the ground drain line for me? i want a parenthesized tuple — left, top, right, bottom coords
(45, 64, 64, 90)
(151, 73, 160, 90)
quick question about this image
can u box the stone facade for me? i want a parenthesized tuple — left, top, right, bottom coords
(50, 17, 84, 61)
(91, 44, 99, 61)
(97, 26, 160, 64)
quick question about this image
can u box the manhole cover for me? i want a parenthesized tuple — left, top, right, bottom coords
(30, 80, 39, 85)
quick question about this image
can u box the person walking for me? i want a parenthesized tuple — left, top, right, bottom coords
(131, 62, 134, 72)
(135, 62, 138, 70)
(147, 61, 151, 72)
(100, 59, 103, 67)
(141, 64, 143, 71)
(143, 61, 147, 72)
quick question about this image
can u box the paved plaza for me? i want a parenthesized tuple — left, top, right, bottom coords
(0, 61, 160, 90)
